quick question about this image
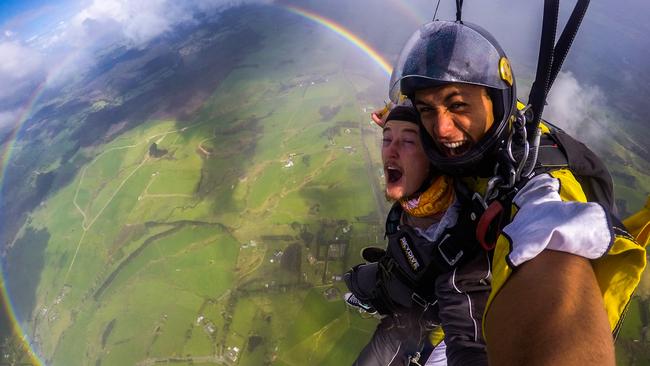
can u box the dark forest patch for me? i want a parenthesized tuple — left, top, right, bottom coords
(247, 335, 264, 352)
(612, 170, 638, 188)
(101, 319, 117, 347)
(148, 143, 168, 158)
(319, 105, 341, 121)
(320, 126, 341, 140)
(281, 243, 302, 275)
(3, 227, 50, 323)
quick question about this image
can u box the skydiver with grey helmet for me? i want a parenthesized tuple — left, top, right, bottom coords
(345, 0, 648, 364)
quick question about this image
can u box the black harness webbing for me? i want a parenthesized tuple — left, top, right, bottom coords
(385, 203, 480, 274)
(473, 126, 620, 250)
(527, 0, 590, 139)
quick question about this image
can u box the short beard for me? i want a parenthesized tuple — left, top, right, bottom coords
(385, 190, 403, 202)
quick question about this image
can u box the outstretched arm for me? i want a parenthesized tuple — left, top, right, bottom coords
(485, 249, 614, 366)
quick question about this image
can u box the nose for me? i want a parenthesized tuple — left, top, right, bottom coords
(382, 137, 400, 160)
(433, 111, 456, 140)
(386, 139, 399, 157)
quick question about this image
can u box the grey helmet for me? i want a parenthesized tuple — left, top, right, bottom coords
(389, 20, 517, 176)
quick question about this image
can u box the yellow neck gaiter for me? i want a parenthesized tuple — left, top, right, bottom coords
(400, 175, 455, 218)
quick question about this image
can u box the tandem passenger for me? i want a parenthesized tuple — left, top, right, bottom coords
(344, 104, 491, 365)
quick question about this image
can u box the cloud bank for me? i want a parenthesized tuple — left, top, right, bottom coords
(543, 71, 606, 144)
(0, 0, 266, 132)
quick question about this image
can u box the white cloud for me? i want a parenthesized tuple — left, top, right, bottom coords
(0, 41, 44, 78)
(543, 71, 606, 141)
(0, 0, 265, 131)
(0, 108, 22, 132)
(68, 0, 189, 47)
(61, 0, 265, 48)
(0, 41, 46, 101)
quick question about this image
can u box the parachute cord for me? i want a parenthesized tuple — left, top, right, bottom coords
(432, 0, 442, 21)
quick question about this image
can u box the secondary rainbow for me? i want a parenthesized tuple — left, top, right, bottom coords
(0, 52, 80, 366)
(389, 0, 429, 24)
(0, 50, 79, 185)
(0, 7, 393, 365)
(283, 5, 393, 77)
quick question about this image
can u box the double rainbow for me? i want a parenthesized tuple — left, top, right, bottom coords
(283, 4, 393, 77)
(0, 4, 416, 365)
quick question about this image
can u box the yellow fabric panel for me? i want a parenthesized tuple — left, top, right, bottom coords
(428, 326, 446, 346)
(461, 176, 488, 196)
(550, 169, 647, 332)
(482, 234, 513, 339)
(482, 169, 647, 337)
(592, 234, 647, 331)
(538, 121, 551, 134)
(623, 195, 650, 247)
(549, 169, 588, 202)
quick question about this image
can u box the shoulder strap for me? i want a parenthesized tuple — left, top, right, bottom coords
(385, 202, 403, 237)
(527, 0, 590, 141)
(538, 127, 615, 212)
(478, 126, 615, 247)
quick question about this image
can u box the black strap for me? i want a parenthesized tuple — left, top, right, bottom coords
(527, 0, 590, 138)
(528, 0, 559, 136)
(385, 202, 403, 236)
(548, 0, 590, 88)
(456, 0, 464, 22)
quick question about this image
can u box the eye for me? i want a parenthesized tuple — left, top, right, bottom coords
(382, 137, 392, 146)
(449, 102, 467, 111)
(418, 106, 433, 113)
(403, 139, 416, 145)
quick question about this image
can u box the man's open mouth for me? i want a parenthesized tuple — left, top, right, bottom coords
(385, 165, 403, 183)
(439, 140, 471, 157)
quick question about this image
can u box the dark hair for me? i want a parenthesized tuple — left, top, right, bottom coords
(385, 105, 419, 125)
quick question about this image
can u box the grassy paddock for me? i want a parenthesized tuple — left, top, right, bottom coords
(20, 5, 392, 365)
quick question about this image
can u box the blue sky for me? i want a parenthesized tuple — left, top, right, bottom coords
(0, 0, 79, 38)
(0, 0, 53, 22)
(1, 0, 648, 140)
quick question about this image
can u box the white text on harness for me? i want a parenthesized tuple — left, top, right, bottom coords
(399, 237, 420, 271)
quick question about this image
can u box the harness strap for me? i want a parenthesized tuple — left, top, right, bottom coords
(475, 134, 568, 247)
(381, 202, 480, 296)
(455, 0, 464, 22)
(477, 200, 504, 251)
(527, 0, 590, 141)
(528, 0, 559, 135)
(548, 0, 591, 90)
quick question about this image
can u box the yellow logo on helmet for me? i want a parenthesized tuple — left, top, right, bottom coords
(499, 57, 513, 86)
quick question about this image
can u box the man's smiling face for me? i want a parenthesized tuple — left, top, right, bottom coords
(414, 83, 495, 157)
(382, 120, 430, 201)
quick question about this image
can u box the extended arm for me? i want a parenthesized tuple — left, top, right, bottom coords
(485, 249, 614, 366)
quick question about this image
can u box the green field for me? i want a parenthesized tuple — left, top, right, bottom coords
(3, 4, 649, 366)
(5, 7, 389, 365)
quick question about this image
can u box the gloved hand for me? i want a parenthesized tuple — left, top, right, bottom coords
(361, 246, 386, 263)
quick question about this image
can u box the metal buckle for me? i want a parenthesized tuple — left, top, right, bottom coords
(437, 234, 463, 267)
(409, 352, 423, 366)
(411, 292, 427, 309)
(472, 192, 488, 210)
